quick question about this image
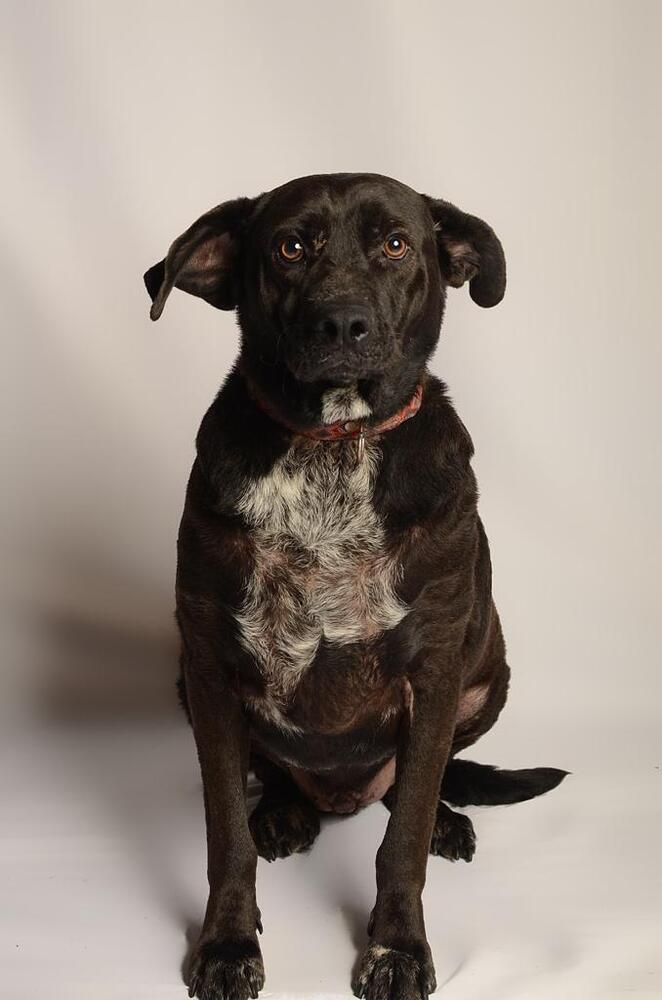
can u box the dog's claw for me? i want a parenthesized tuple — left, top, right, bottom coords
(187, 938, 264, 999)
(353, 942, 435, 1000)
(430, 805, 476, 862)
(250, 795, 320, 861)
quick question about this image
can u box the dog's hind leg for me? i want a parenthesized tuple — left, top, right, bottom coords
(249, 753, 320, 862)
(382, 787, 476, 862)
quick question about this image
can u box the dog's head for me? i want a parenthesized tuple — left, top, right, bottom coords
(145, 173, 505, 423)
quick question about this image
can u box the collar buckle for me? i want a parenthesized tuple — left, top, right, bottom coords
(356, 425, 366, 464)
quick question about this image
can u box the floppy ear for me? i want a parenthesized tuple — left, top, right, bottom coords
(423, 196, 506, 307)
(144, 196, 257, 320)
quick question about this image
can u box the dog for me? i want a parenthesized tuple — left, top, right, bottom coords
(145, 173, 567, 1000)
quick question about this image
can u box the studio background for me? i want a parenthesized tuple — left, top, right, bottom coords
(2, 2, 660, 998)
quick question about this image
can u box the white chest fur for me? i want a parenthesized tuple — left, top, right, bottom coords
(235, 438, 408, 723)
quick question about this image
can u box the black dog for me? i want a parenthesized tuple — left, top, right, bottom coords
(145, 173, 567, 1000)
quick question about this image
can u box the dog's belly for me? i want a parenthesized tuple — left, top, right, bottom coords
(289, 756, 397, 814)
(251, 681, 492, 814)
(234, 437, 409, 731)
(250, 697, 403, 815)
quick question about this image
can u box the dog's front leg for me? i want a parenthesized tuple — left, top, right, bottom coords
(353, 663, 461, 1000)
(181, 615, 263, 1000)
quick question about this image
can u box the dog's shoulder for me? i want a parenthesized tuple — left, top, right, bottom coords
(193, 366, 290, 514)
(375, 373, 477, 529)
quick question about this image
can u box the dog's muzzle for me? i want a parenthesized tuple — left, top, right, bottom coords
(285, 299, 391, 384)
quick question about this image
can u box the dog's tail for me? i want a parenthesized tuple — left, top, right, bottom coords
(440, 758, 569, 806)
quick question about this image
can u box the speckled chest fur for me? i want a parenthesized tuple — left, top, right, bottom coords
(234, 435, 408, 730)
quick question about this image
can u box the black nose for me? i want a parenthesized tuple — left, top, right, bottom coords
(313, 302, 371, 344)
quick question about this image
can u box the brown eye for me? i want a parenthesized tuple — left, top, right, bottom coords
(383, 234, 409, 260)
(277, 237, 305, 263)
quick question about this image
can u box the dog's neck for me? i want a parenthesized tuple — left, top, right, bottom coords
(245, 378, 423, 444)
(237, 351, 427, 439)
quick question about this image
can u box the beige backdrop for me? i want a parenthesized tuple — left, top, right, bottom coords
(3, 0, 660, 726)
(2, 2, 661, 998)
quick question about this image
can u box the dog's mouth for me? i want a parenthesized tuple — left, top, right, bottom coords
(288, 355, 384, 386)
(284, 341, 392, 386)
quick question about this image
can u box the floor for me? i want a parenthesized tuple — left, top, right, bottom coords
(2, 716, 660, 1000)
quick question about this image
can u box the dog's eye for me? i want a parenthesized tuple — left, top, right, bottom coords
(383, 234, 409, 260)
(277, 238, 305, 264)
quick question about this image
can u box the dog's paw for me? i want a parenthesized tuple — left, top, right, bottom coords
(187, 937, 264, 1000)
(430, 804, 476, 862)
(249, 795, 320, 861)
(352, 943, 436, 1000)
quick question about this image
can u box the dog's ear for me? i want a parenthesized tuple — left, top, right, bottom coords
(144, 196, 257, 320)
(423, 197, 506, 308)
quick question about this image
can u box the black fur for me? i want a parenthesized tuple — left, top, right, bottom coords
(145, 173, 566, 1000)
(441, 758, 570, 807)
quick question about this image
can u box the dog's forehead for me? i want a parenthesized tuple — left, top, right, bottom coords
(253, 173, 429, 234)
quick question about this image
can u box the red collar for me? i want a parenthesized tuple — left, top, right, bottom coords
(247, 381, 424, 443)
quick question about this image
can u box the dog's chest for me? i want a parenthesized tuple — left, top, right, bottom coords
(235, 439, 408, 723)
